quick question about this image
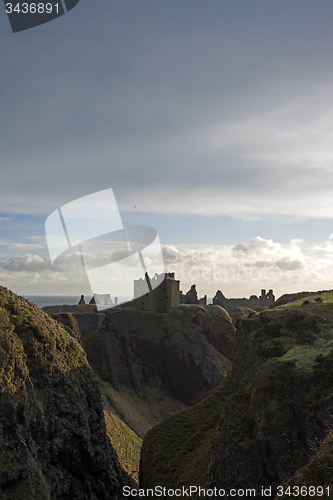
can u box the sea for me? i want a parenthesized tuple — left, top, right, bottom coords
(22, 295, 132, 309)
(22, 296, 82, 309)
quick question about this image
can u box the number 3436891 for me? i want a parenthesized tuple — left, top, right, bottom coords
(5, 3, 59, 14)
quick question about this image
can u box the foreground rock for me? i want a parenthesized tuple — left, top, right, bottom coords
(0, 287, 132, 499)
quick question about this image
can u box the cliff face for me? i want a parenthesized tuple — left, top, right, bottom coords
(82, 305, 234, 408)
(0, 287, 132, 500)
(140, 306, 333, 498)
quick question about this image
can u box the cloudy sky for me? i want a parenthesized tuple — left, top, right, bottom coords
(1, 0, 333, 300)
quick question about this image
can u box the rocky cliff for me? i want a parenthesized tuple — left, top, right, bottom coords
(82, 305, 233, 411)
(0, 287, 133, 499)
(140, 302, 333, 498)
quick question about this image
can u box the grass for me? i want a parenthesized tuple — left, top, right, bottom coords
(104, 410, 142, 485)
(100, 375, 187, 438)
(268, 292, 333, 365)
(140, 372, 232, 496)
(273, 290, 333, 308)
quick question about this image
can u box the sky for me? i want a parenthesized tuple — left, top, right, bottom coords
(1, 0, 333, 300)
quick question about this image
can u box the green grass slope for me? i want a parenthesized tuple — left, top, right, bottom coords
(140, 371, 232, 491)
(272, 289, 333, 308)
(104, 409, 142, 485)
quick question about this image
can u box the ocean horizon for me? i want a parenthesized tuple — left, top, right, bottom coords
(22, 295, 133, 309)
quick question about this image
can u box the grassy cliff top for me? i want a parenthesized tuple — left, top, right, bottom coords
(273, 289, 333, 308)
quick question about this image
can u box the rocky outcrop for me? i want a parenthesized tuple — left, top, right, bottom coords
(82, 305, 234, 408)
(0, 287, 133, 499)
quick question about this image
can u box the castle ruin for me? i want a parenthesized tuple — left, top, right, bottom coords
(125, 272, 180, 313)
(180, 284, 207, 306)
(81, 272, 274, 313)
(213, 289, 275, 310)
(121, 274, 207, 313)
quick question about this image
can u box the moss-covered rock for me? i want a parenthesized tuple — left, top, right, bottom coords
(50, 312, 81, 344)
(0, 287, 133, 499)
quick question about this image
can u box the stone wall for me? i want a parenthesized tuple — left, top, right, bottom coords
(213, 288, 275, 310)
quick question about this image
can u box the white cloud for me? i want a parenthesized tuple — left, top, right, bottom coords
(0, 254, 50, 272)
(23, 235, 45, 241)
(0, 240, 45, 251)
(2, 233, 333, 298)
(0, 254, 91, 296)
(162, 236, 333, 299)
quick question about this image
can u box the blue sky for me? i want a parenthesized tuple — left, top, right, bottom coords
(1, 0, 333, 299)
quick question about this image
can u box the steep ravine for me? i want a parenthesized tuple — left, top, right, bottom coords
(140, 306, 333, 498)
(76, 304, 234, 484)
(81, 305, 234, 436)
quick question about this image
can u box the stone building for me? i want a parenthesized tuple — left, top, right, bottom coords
(213, 289, 275, 310)
(123, 275, 208, 312)
(127, 272, 180, 312)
